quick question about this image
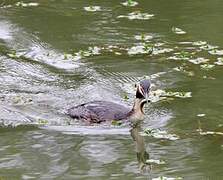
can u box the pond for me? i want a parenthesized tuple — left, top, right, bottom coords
(0, 0, 223, 179)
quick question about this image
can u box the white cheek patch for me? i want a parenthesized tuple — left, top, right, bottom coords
(139, 85, 145, 95)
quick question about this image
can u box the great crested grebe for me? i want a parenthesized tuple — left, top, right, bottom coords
(67, 79, 151, 123)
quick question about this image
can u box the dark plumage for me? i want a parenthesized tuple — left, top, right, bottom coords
(68, 101, 131, 123)
(68, 79, 151, 123)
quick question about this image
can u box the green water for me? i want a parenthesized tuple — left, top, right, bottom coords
(0, 0, 223, 179)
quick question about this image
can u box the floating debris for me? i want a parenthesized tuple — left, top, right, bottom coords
(111, 120, 122, 126)
(84, 6, 101, 12)
(208, 49, 223, 56)
(167, 51, 192, 60)
(146, 159, 166, 165)
(172, 27, 186, 35)
(88, 46, 101, 55)
(200, 44, 218, 51)
(63, 53, 79, 60)
(16, 2, 39, 7)
(215, 57, 223, 65)
(178, 41, 193, 45)
(38, 119, 48, 125)
(152, 177, 183, 180)
(152, 48, 173, 55)
(73, 46, 102, 60)
(118, 11, 154, 20)
(188, 57, 209, 65)
(150, 71, 167, 79)
(199, 130, 223, 136)
(0, 5, 13, 8)
(154, 42, 165, 47)
(202, 75, 216, 80)
(127, 45, 153, 55)
(142, 128, 179, 141)
(192, 41, 207, 46)
(173, 66, 195, 77)
(7, 52, 21, 59)
(164, 91, 192, 98)
(200, 64, 215, 70)
(149, 89, 192, 102)
(121, 0, 138, 7)
(123, 94, 129, 101)
(134, 34, 153, 41)
(197, 114, 206, 117)
(114, 52, 122, 55)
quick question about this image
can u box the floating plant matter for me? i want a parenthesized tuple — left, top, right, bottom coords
(84, 6, 101, 12)
(118, 11, 154, 20)
(121, 0, 138, 7)
(192, 41, 207, 46)
(134, 34, 153, 41)
(167, 51, 192, 61)
(127, 45, 153, 55)
(200, 64, 215, 70)
(146, 159, 166, 165)
(16, 2, 39, 7)
(208, 49, 223, 56)
(215, 57, 223, 65)
(172, 27, 186, 35)
(142, 128, 180, 141)
(189, 57, 209, 65)
(149, 89, 192, 102)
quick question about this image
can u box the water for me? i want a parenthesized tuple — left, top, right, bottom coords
(0, 0, 223, 179)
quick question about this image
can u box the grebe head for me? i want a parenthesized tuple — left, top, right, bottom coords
(136, 79, 151, 102)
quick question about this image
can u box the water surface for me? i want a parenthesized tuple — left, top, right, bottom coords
(0, 0, 223, 179)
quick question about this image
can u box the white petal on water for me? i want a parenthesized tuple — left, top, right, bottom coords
(167, 56, 189, 61)
(208, 49, 223, 56)
(152, 48, 173, 55)
(172, 27, 186, 35)
(118, 12, 154, 20)
(165, 91, 192, 98)
(88, 46, 101, 55)
(197, 114, 206, 117)
(199, 131, 223, 136)
(121, 1, 138, 7)
(84, 6, 101, 12)
(146, 159, 166, 165)
(150, 71, 167, 79)
(0, 5, 13, 8)
(142, 128, 180, 141)
(127, 45, 152, 55)
(114, 52, 122, 55)
(16, 2, 39, 7)
(200, 44, 218, 51)
(173, 67, 182, 72)
(200, 64, 215, 70)
(188, 57, 209, 65)
(167, 51, 191, 60)
(214, 57, 223, 65)
(178, 41, 193, 45)
(192, 41, 207, 46)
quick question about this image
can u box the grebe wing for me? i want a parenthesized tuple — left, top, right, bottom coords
(68, 101, 131, 123)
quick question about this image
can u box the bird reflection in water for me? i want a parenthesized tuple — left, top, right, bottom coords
(130, 122, 151, 172)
